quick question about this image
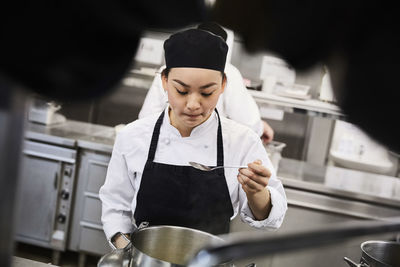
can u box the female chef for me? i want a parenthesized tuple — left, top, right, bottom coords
(99, 28, 287, 249)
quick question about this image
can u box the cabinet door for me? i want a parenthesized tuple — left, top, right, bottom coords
(15, 153, 60, 243)
(69, 149, 111, 254)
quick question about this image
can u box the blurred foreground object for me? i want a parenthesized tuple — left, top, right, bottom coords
(213, 0, 400, 153)
(0, 1, 206, 266)
(0, 0, 206, 101)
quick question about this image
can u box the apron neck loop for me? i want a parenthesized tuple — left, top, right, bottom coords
(147, 109, 224, 170)
(147, 110, 165, 162)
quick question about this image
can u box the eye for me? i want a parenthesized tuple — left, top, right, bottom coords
(201, 92, 213, 97)
(175, 88, 188, 95)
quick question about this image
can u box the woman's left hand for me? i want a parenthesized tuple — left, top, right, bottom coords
(237, 159, 271, 195)
(237, 159, 272, 220)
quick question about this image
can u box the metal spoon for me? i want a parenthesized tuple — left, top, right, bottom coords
(189, 161, 248, 171)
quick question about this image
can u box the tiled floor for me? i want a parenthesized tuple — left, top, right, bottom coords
(14, 243, 101, 267)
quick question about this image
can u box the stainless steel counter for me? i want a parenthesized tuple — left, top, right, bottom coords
(25, 120, 115, 153)
(13, 256, 58, 267)
(278, 158, 400, 208)
(25, 120, 400, 207)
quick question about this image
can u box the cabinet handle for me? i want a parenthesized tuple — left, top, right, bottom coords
(54, 172, 58, 189)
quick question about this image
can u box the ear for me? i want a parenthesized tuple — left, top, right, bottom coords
(221, 73, 227, 94)
(161, 74, 168, 93)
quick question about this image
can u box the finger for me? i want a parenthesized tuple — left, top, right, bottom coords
(240, 167, 269, 186)
(248, 162, 271, 177)
(241, 183, 258, 194)
(238, 173, 265, 190)
(240, 168, 269, 186)
(240, 166, 271, 183)
(237, 174, 244, 185)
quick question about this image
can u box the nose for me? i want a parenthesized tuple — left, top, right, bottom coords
(186, 93, 201, 111)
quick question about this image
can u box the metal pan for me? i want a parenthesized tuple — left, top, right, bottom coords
(344, 240, 400, 267)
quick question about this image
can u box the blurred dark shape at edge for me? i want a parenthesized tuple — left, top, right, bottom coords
(0, 0, 207, 102)
(213, 0, 400, 153)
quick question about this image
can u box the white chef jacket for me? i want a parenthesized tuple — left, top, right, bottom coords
(138, 63, 264, 136)
(99, 108, 287, 240)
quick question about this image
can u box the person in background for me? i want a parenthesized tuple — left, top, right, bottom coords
(100, 27, 287, 249)
(139, 22, 274, 144)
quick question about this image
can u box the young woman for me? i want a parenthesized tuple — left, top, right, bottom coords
(138, 22, 275, 144)
(99, 28, 287, 249)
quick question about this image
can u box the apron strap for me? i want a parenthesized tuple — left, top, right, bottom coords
(147, 110, 165, 162)
(215, 109, 224, 175)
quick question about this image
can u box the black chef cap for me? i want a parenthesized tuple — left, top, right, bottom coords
(164, 29, 228, 72)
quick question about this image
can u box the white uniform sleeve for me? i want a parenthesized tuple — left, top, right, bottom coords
(238, 133, 287, 229)
(99, 133, 136, 239)
(138, 66, 168, 119)
(223, 64, 263, 136)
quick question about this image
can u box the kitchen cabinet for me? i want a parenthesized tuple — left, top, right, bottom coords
(15, 140, 77, 252)
(68, 149, 112, 262)
(20, 120, 115, 265)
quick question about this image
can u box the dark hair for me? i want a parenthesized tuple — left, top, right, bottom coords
(161, 67, 226, 83)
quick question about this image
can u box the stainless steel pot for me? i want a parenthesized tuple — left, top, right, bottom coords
(98, 224, 237, 267)
(344, 240, 400, 267)
(129, 225, 232, 267)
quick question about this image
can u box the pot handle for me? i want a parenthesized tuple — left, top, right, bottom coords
(344, 257, 360, 267)
(343, 257, 369, 267)
(137, 221, 149, 230)
(130, 221, 149, 243)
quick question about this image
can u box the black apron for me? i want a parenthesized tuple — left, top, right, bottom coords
(134, 109, 234, 235)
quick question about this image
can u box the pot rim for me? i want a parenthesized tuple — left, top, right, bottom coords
(130, 224, 228, 266)
(132, 224, 225, 241)
(360, 240, 400, 267)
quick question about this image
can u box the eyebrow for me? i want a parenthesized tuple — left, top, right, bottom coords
(172, 79, 217, 90)
(172, 79, 190, 88)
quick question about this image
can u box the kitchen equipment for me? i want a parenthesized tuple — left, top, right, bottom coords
(319, 66, 336, 103)
(329, 120, 395, 175)
(344, 240, 400, 267)
(264, 141, 286, 172)
(259, 55, 296, 86)
(188, 162, 248, 171)
(98, 224, 233, 267)
(28, 98, 66, 125)
(274, 82, 311, 100)
(15, 140, 77, 251)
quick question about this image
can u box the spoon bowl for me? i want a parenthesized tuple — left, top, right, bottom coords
(188, 161, 248, 171)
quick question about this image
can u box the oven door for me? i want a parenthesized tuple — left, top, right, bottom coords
(15, 140, 76, 251)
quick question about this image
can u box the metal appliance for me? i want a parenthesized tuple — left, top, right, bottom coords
(344, 240, 400, 267)
(15, 140, 77, 252)
(28, 98, 66, 125)
(98, 224, 231, 267)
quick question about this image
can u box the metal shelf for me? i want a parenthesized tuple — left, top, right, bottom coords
(249, 90, 345, 120)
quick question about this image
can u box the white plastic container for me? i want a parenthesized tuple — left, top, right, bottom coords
(265, 141, 286, 172)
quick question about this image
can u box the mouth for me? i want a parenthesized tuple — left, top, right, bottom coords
(185, 113, 202, 118)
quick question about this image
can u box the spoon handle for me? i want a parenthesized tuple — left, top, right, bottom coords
(215, 165, 248, 169)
